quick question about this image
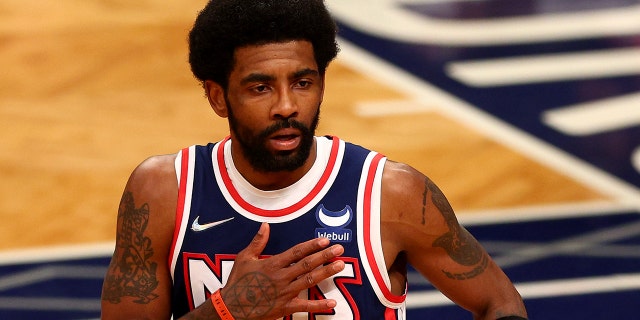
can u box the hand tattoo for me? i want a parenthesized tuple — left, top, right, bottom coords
(223, 272, 277, 319)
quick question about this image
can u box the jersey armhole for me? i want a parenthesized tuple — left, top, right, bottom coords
(358, 153, 407, 308)
(168, 147, 193, 280)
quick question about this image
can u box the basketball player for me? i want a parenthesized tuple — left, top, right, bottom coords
(101, 0, 528, 319)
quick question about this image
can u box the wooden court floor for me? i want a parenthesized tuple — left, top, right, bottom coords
(0, 1, 608, 251)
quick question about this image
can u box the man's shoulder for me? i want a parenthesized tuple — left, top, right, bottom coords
(138, 153, 178, 171)
(122, 153, 180, 212)
(382, 160, 426, 195)
(383, 160, 420, 176)
(128, 153, 179, 187)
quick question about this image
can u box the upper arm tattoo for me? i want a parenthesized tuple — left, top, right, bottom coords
(424, 178, 488, 280)
(102, 191, 159, 304)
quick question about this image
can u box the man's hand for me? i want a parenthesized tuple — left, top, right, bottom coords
(220, 222, 345, 319)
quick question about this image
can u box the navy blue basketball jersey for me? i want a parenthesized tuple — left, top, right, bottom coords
(169, 136, 406, 319)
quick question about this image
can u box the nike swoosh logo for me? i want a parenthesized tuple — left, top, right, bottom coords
(191, 216, 234, 232)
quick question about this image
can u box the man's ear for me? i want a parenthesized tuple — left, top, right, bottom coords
(204, 80, 228, 118)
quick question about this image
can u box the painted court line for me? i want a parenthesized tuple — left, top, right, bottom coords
(0, 242, 114, 265)
(0, 297, 100, 311)
(494, 222, 640, 268)
(542, 92, 640, 136)
(484, 241, 640, 259)
(457, 200, 637, 225)
(406, 273, 640, 308)
(492, 220, 640, 268)
(327, 0, 640, 45)
(0, 265, 106, 291)
(446, 48, 640, 87)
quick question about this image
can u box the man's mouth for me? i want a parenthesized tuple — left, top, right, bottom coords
(273, 134, 297, 141)
(268, 129, 301, 151)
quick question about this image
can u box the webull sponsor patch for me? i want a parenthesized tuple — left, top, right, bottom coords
(315, 204, 353, 243)
(315, 228, 352, 242)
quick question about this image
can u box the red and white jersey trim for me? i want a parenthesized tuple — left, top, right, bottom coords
(212, 136, 344, 223)
(170, 146, 196, 280)
(357, 152, 407, 309)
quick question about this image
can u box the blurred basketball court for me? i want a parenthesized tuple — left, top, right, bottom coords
(1, 0, 638, 318)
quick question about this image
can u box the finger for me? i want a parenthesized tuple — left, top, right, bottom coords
(275, 237, 333, 268)
(285, 297, 338, 315)
(289, 244, 344, 275)
(237, 222, 269, 260)
(290, 254, 345, 290)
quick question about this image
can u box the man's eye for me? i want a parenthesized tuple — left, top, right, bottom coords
(297, 80, 311, 88)
(253, 85, 269, 92)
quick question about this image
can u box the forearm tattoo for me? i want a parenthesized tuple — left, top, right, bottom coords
(222, 272, 277, 319)
(102, 191, 159, 304)
(424, 178, 488, 280)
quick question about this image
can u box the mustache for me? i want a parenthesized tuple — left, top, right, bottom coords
(258, 119, 311, 139)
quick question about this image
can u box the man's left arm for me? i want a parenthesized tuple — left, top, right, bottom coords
(381, 162, 528, 319)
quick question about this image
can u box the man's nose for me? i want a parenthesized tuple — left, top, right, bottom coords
(271, 88, 298, 120)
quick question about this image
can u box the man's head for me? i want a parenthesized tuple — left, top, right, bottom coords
(188, 0, 339, 90)
(189, 2, 338, 176)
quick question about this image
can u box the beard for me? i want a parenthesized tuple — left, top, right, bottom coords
(227, 105, 320, 173)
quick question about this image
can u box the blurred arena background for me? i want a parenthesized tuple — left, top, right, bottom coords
(1, 0, 638, 318)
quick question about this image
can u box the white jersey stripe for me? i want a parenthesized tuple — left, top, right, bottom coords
(170, 146, 196, 280)
(357, 152, 407, 310)
(212, 136, 345, 223)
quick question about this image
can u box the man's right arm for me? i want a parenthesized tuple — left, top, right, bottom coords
(101, 155, 178, 319)
(101, 155, 346, 320)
